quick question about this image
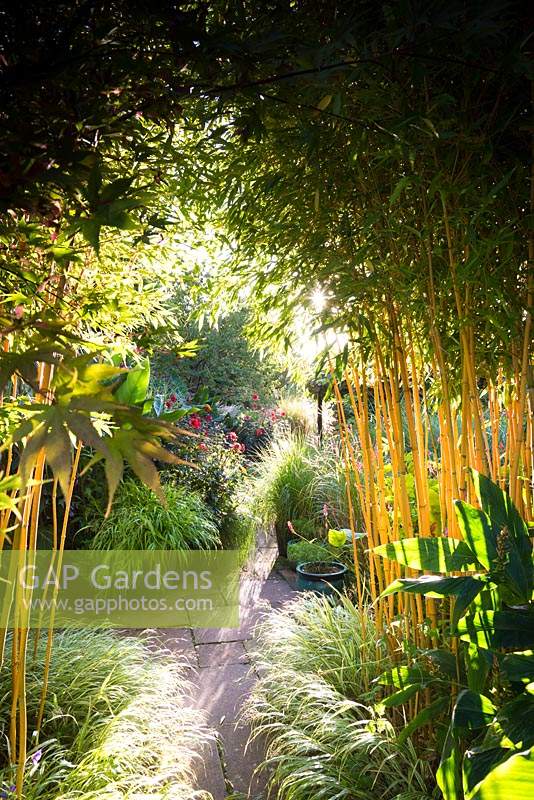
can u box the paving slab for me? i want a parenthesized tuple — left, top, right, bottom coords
(192, 604, 270, 644)
(259, 578, 298, 605)
(219, 721, 270, 798)
(165, 532, 298, 798)
(193, 737, 227, 800)
(196, 640, 249, 668)
(277, 566, 299, 589)
(190, 662, 257, 726)
(150, 627, 199, 667)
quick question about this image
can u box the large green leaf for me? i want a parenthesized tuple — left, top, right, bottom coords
(381, 574, 483, 598)
(469, 747, 534, 800)
(456, 475, 533, 603)
(376, 664, 432, 689)
(437, 725, 462, 800)
(397, 696, 449, 745)
(380, 574, 484, 628)
(454, 501, 497, 570)
(457, 610, 534, 650)
(380, 683, 421, 708)
(452, 689, 496, 730)
(496, 694, 534, 750)
(426, 648, 462, 680)
(465, 644, 492, 693)
(463, 747, 512, 798)
(374, 537, 479, 573)
(114, 360, 151, 406)
(501, 651, 534, 685)
(471, 469, 531, 558)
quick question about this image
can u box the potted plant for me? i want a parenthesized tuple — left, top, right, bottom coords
(284, 518, 321, 563)
(286, 538, 331, 569)
(295, 559, 348, 594)
(294, 529, 349, 595)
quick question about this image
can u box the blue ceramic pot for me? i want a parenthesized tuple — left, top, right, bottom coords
(295, 561, 348, 595)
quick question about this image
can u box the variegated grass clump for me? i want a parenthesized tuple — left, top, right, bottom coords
(0, 628, 212, 800)
(245, 594, 435, 800)
(88, 479, 220, 550)
(249, 433, 360, 536)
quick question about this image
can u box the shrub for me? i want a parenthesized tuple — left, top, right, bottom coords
(246, 595, 435, 800)
(162, 427, 246, 526)
(87, 479, 220, 550)
(152, 308, 286, 405)
(0, 628, 211, 800)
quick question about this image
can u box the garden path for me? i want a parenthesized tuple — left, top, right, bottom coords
(158, 529, 298, 799)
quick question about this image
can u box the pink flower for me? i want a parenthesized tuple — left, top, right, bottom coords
(205, 414, 213, 423)
(227, 431, 238, 442)
(198, 442, 207, 451)
(251, 393, 259, 401)
(169, 393, 177, 403)
(255, 427, 265, 437)
(240, 443, 246, 453)
(165, 400, 172, 409)
(231, 442, 241, 452)
(13, 305, 24, 319)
